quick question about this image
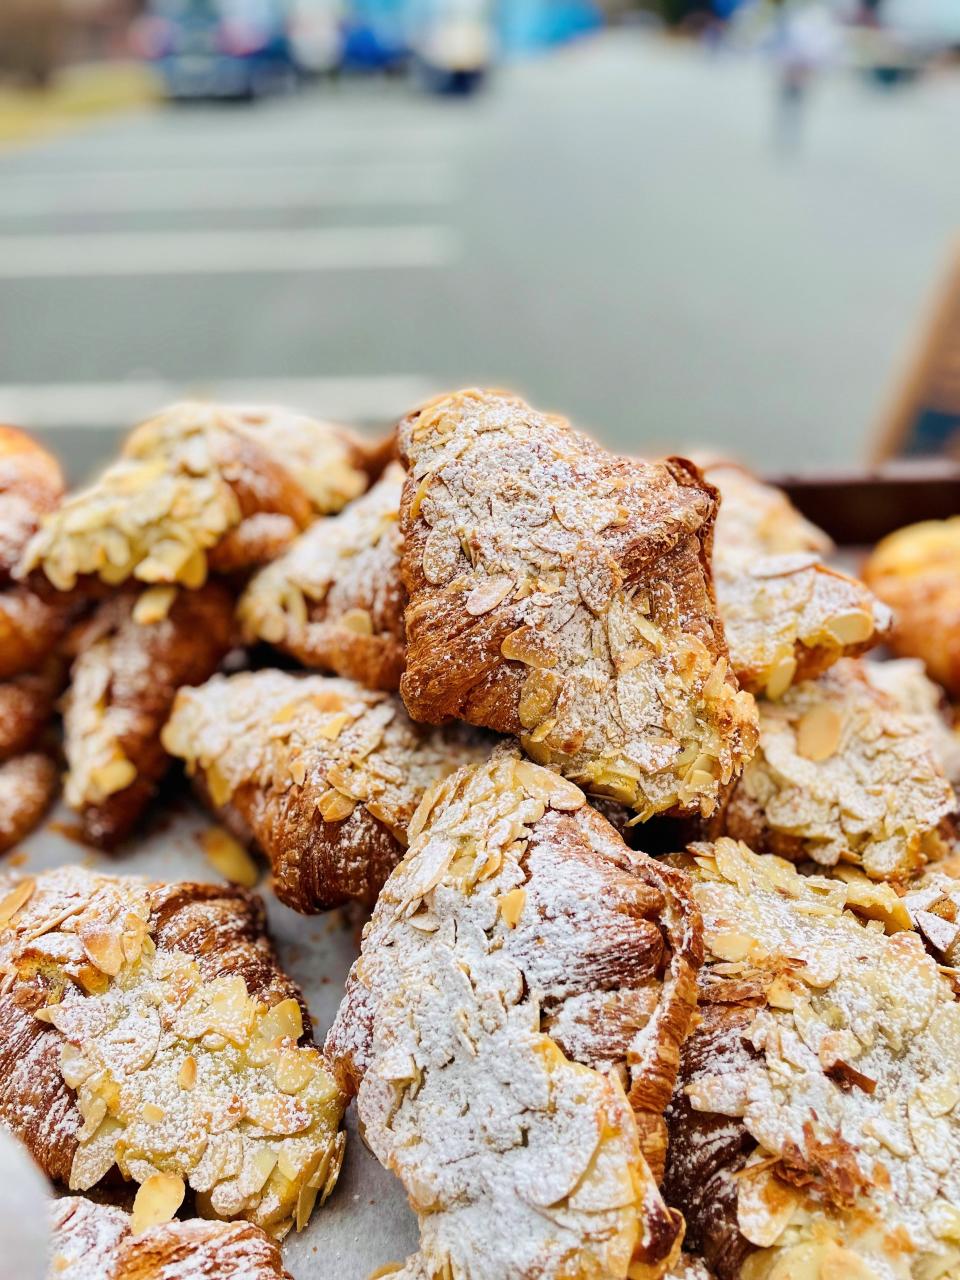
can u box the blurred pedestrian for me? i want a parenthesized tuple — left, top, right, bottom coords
(770, 0, 842, 151)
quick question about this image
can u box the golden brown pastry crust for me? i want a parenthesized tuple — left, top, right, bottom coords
(326, 750, 702, 1280)
(0, 657, 61, 760)
(863, 517, 960, 698)
(664, 838, 960, 1280)
(62, 583, 234, 848)
(0, 424, 64, 581)
(162, 671, 491, 911)
(20, 403, 378, 594)
(0, 867, 346, 1237)
(397, 389, 757, 820)
(239, 463, 406, 691)
(716, 659, 955, 882)
(49, 1196, 293, 1280)
(0, 752, 58, 853)
(700, 459, 888, 698)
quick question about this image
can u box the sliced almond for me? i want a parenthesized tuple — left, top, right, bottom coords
(518, 669, 561, 729)
(131, 1172, 185, 1235)
(465, 575, 514, 617)
(825, 610, 874, 646)
(421, 528, 461, 586)
(340, 608, 373, 635)
(259, 998, 305, 1044)
(90, 757, 137, 801)
(178, 1056, 197, 1090)
(764, 652, 797, 700)
(143, 1103, 165, 1125)
(500, 625, 557, 669)
(0, 877, 35, 928)
(201, 828, 259, 889)
(498, 888, 527, 928)
(132, 585, 177, 625)
(317, 788, 356, 823)
(795, 704, 843, 762)
(318, 712, 351, 741)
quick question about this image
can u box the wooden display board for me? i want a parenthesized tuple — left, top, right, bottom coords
(873, 243, 960, 461)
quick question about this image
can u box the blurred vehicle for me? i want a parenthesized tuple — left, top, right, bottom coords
(339, 0, 410, 71)
(412, 0, 492, 94)
(135, 0, 299, 99)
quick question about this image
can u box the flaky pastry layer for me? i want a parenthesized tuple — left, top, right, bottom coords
(239, 462, 405, 690)
(0, 867, 346, 1238)
(327, 749, 703, 1280)
(664, 838, 960, 1280)
(719, 659, 955, 881)
(397, 390, 757, 820)
(162, 670, 491, 910)
(20, 403, 376, 593)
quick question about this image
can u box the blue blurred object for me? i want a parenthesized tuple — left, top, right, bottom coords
(138, 0, 299, 99)
(340, 0, 410, 69)
(498, 0, 602, 55)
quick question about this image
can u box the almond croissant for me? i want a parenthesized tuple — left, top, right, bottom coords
(63, 582, 234, 848)
(239, 462, 406, 690)
(49, 1196, 292, 1280)
(663, 838, 960, 1280)
(326, 749, 702, 1280)
(20, 403, 383, 594)
(699, 458, 889, 699)
(396, 389, 757, 821)
(0, 866, 346, 1238)
(715, 659, 955, 882)
(162, 670, 491, 911)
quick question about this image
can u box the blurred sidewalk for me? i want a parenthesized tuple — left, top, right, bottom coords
(0, 62, 157, 146)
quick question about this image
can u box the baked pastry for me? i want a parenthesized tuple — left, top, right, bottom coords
(20, 402, 381, 593)
(162, 671, 492, 911)
(0, 866, 346, 1237)
(863, 516, 960, 697)
(663, 838, 960, 1280)
(0, 753, 58, 853)
(0, 424, 64, 579)
(239, 462, 405, 690)
(700, 458, 889, 698)
(718, 659, 955, 881)
(0, 427, 67, 679)
(326, 749, 702, 1279)
(0, 658, 61, 761)
(863, 657, 960, 786)
(397, 389, 757, 820)
(49, 1196, 291, 1280)
(63, 583, 234, 848)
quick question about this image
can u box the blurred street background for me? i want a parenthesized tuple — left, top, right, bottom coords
(1, 0, 959, 473)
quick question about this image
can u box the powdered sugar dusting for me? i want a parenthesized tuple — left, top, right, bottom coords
(724, 659, 955, 881)
(239, 463, 405, 687)
(701, 459, 888, 697)
(0, 866, 347, 1239)
(326, 749, 699, 1279)
(49, 1196, 291, 1280)
(673, 838, 960, 1280)
(398, 389, 757, 820)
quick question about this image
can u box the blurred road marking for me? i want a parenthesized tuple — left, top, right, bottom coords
(0, 226, 458, 277)
(3, 123, 461, 170)
(0, 376, 438, 428)
(0, 166, 454, 216)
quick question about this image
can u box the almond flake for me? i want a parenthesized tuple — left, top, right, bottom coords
(131, 1173, 185, 1235)
(796, 704, 843, 762)
(201, 828, 260, 888)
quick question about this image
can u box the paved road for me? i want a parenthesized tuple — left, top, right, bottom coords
(0, 33, 959, 476)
